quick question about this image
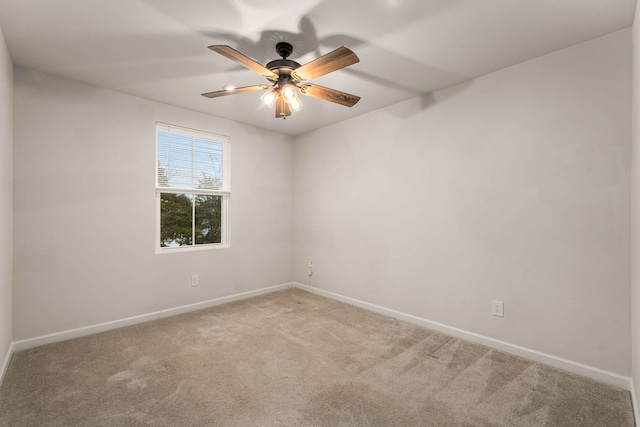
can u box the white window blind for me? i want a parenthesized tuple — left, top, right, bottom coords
(156, 123, 229, 192)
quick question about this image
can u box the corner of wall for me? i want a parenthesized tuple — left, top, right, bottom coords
(631, 0, 640, 423)
(0, 24, 14, 388)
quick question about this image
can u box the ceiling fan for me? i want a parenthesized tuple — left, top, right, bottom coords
(202, 42, 360, 119)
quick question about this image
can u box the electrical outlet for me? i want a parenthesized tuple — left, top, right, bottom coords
(191, 274, 199, 287)
(492, 300, 504, 317)
(307, 260, 313, 276)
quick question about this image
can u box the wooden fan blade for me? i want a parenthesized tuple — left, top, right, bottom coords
(201, 84, 270, 98)
(209, 45, 278, 81)
(292, 46, 359, 82)
(275, 97, 292, 119)
(299, 84, 360, 107)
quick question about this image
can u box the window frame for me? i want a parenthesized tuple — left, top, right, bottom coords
(154, 122, 231, 254)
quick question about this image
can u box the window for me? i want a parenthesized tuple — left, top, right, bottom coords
(155, 123, 230, 252)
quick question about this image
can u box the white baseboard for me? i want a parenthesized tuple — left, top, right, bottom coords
(293, 282, 632, 391)
(631, 378, 640, 426)
(13, 283, 294, 352)
(7, 281, 634, 393)
(1, 341, 14, 387)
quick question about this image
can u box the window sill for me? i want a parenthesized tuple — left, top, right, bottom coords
(155, 243, 229, 255)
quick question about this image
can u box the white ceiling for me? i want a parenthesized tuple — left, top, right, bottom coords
(0, 0, 635, 136)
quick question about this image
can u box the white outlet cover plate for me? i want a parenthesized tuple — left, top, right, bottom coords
(492, 300, 504, 317)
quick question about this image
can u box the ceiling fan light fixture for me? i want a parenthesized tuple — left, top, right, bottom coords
(281, 83, 296, 101)
(289, 96, 302, 112)
(261, 89, 278, 108)
(203, 43, 360, 118)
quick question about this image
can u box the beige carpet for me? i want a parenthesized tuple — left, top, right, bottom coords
(0, 288, 634, 426)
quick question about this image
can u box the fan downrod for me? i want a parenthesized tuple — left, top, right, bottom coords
(266, 42, 300, 73)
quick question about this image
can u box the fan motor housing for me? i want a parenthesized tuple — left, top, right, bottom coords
(266, 59, 300, 72)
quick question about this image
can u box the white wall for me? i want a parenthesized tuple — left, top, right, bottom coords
(631, 0, 640, 410)
(7, 21, 634, 385)
(0, 26, 13, 373)
(294, 29, 632, 375)
(12, 68, 294, 340)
